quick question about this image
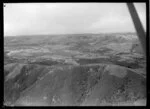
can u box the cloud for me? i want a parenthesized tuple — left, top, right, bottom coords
(4, 3, 146, 36)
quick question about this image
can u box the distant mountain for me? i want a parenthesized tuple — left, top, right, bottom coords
(4, 33, 137, 47)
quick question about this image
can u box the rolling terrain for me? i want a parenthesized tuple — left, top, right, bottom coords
(4, 33, 146, 106)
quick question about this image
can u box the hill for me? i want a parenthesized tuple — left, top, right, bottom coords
(4, 33, 146, 106)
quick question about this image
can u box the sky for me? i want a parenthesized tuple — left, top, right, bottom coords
(4, 3, 146, 36)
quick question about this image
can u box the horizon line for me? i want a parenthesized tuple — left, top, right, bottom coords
(4, 32, 137, 37)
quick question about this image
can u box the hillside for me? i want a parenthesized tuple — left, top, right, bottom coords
(4, 63, 146, 106)
(4, 33, 146, 106)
